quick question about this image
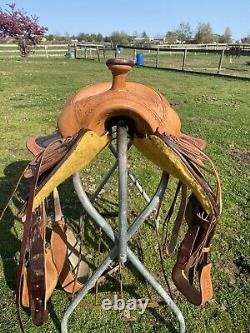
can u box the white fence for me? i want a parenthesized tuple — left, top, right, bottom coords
(0, 44, 69, 58)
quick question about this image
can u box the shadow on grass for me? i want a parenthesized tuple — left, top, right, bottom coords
(0, 160, 30, 290)
(58, 179, 176, 331)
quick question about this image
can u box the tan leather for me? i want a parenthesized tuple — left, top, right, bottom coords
(181, 134, 207, 151)
(172, 263, 213, 306)
(21, 220, 90, 308)
(51, 220, 90, 293)
(51, 188, 89, 293)
(200, 263, 213, 304)
(21, 248, 58, 308)
(57, 58, 181, 138)
(26, 137, 44, 156)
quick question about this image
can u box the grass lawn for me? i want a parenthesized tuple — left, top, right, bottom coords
(0, 57, 249, 333)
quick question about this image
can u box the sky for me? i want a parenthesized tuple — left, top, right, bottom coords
(2, 0, 250, 40)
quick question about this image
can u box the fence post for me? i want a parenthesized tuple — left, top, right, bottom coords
(182, 49, 187, 70)
(103, 48, 106, 60)
(217, 49, 225, 74)
(134, 48, 136, 61)
(74, 43, 77, 59)
(156, 47, 159, 68)
(97, 47, 100, 62)
(44, 45, 48, 58)
(85, 46, 87, 59)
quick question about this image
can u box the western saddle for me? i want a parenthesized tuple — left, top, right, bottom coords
(4, 58, 221, 330)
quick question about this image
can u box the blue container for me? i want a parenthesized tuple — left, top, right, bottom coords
(136, 53, 144, 65)
(117, 47, 124, 55)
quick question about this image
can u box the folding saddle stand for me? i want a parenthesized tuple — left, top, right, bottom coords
(61, 123, 185, 333)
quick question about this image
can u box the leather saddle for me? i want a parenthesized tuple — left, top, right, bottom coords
(14, 57, 221, 329)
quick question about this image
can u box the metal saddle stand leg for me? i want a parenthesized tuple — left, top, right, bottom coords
(61, 123, 185, 333)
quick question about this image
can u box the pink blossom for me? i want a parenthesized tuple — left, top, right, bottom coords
(0, 3, 48, 56)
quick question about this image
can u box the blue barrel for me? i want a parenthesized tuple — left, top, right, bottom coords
(117, 47, 124, 55)
(136, 53, 144, 65)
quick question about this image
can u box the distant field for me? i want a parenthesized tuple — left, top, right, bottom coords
(0, 58, 249, 332)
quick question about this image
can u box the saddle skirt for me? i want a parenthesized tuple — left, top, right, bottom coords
(15, 57, 221, 329)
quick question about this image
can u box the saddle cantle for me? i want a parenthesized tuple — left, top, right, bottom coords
(13, 57, 221, 329)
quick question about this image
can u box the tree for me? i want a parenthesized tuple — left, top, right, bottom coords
(96, 33, 104, 42)
(195, 23, 214, 43)
(241, 35, 250, 43)
(46, 34, 55, 42)
(104, 35, 111, 43)
(165, 31, 178, 43)
(175, 22, 192, 42)
(0, 3, 47, 56)
(219, 27, 232, 43)
(212, 34, 220, 43)
(110, 31, 129, 45)
(64, 32, 71, 42)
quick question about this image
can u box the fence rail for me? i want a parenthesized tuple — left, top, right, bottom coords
(0, 44, 68, 58)
(1, 43, 249, 80)
(116, 45, 250, 80)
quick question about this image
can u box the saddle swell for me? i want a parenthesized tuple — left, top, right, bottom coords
(57, 58, 181, 138)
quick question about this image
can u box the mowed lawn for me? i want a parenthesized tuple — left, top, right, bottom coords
(0, 58, 249, 333)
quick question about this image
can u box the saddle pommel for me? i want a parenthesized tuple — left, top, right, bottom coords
(106, 57, 134, 90)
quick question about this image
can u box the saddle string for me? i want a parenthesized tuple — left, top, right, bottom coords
(162, 180, 182, 254)
(167, 184, 188, 256)
(0, 166, 28, 223)
(154, 217, 174, 299)
(163, 134, 222, 215)
(152, 174, 174, 299)
(176, 137, 222, 213)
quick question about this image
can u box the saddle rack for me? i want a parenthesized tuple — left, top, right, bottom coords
(61, 122, 185, 333)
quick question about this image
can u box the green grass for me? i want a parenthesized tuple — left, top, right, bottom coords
(0, 58, 249, 333)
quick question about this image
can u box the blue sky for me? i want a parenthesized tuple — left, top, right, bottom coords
(4, 0, 250, 40)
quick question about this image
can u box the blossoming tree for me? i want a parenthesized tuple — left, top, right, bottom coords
(0, 3, 47, 57)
